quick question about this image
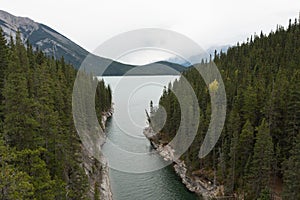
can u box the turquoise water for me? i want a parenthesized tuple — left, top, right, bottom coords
(101, 76, 199, 200)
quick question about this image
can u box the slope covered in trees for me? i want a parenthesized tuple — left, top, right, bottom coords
(150, 17, 300, 199)
(0, 29, 112, 199)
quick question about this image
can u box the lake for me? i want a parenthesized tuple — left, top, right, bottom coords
(101, 76, 199, 200)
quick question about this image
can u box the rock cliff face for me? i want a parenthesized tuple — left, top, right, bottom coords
(0, 10, 89, 68)
(143, 126, 224, 200)
(82, 109, 113, 200)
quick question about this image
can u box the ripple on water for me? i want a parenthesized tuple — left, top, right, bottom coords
(101, 76, 199, 200)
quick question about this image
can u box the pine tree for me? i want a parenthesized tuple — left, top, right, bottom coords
(15, 148, 56, 200)
(237, 120, 254, 180)
(285, 71, 300, 153)
(3, 37, 39, 150)
(0, 32, 112, 199)
(282, 131, 300, 200)
(0, 137, 34, 200)
(150, 16, 300, 197)
(227, 126, 238, 192)
(246, 119, 274, 199)
(33, 62, 60, 175)
(241, 85, 258, 126)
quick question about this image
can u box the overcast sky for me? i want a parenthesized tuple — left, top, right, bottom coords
(1, 0, 300, 63)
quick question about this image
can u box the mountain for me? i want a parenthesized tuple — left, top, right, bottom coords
(122, 61, 185, 75)
(205, 44, 230, 57)
(0, 10, 89, 68)
(167, 44, 230, 66)
(0, 10, 185, 75)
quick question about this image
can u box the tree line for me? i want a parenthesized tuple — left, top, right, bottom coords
(150, 17, 300, 199)
(0, 29, 112, 199)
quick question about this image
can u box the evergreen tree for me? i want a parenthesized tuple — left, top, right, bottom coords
(15, 148, 56, 200)
(282, 131, 300, 200)
(237, 120, 254, 180)
(245, 119, 274, 199)
(150, 16, 300, 197)
(0, 30, 112, 199)
(0, 137, 34, 200)
(3, 37, 39, 150)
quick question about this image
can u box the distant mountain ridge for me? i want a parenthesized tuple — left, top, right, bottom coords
(166, 44, 230, 66)
(0, 10, 88, 68)
(0, 10, 186, 75)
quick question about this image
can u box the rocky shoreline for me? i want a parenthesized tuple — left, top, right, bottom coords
(99, 155, 113, 200)
(99, 109, 114, 200)
(82, 109, 114, 200)
(143, 126, 224, 200)
(100, 108, 113, 200)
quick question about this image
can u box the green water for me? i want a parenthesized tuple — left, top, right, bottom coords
(101, 76, 199, 200)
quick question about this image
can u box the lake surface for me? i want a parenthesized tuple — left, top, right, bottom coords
(101, 76, 199, 200)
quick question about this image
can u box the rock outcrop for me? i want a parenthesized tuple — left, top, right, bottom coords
(143, 126, 224, 200)
(82, 109, 114, 200)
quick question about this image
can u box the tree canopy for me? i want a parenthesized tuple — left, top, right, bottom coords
(0, 29, 112, 199)
(150, 17, 300, 199)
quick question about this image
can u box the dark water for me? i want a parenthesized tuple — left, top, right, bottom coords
(101, 76, 199, 200)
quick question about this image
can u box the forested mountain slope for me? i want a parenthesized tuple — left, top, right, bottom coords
(0, 29, 112, 199)
(150, 17, 300, 199)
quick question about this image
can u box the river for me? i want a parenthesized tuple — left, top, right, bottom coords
(101, 76, 199, 200)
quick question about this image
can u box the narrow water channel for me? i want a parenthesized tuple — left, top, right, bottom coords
(101, 76, 199, 200)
